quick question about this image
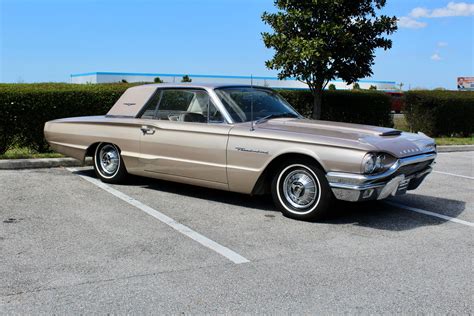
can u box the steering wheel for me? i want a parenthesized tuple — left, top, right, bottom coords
(168, 113, 180, 121)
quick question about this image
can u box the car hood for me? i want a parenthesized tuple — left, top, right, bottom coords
(258, 119, 436, 158)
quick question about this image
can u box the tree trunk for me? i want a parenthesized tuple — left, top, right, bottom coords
(311, 86, 323, 120)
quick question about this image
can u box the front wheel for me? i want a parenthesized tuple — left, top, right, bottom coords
(271, 160, 333, 221)
(94, 143, 128, 183)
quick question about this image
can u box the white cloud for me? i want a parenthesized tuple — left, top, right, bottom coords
(431, 53, 442, 61)
(398, 16, 427, 29)
(437, 41, 448, 47)
(410, 2, 474, 18)
(400, 2, 473, 30)
(410, 7, 430, 18)
(431, 2, 474, 17)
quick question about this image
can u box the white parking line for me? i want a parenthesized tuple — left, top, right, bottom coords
(385, 201, 474, 227)
(67, 168, 250, 264)
(433, 171, 474, 180)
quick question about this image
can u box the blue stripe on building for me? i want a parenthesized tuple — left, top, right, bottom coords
(70, 71, 396, 85)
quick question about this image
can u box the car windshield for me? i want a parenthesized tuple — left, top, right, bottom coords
(215, 87, 300, 123)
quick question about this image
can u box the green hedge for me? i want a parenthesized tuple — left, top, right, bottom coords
(278, 89, 392, 127)
(0, 83, 132, 154)
(404, 91, 474, 137)
(0, 83, 392, 154)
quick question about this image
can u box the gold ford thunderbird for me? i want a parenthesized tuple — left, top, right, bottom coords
(44, 84, 437, 221)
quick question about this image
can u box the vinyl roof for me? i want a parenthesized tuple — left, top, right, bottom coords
(106, 83, 270, 117)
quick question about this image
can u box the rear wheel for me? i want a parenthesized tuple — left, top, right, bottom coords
(94, 143, 127, 183)
(271, 160, 333, 221)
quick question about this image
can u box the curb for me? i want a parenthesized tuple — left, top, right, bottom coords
(437, 145, 474, 153)
(0, 157, 93, 170)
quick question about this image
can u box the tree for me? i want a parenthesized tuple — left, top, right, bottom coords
(369, 85, 377, 90)
(352, 83, 361, 90)
(262, 0, 397, 119)
(328, 84, 336, 90)
(154, 77, 164, 83)
(181, 75, 192, 83)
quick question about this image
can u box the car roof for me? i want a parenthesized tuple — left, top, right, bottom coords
(107, 83, 273, 117)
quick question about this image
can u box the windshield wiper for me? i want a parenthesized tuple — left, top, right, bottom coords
(255, 113, 298, 124)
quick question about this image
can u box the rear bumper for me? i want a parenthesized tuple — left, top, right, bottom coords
(326, 152, 436, 202)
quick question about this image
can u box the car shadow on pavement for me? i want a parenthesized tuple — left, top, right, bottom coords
(130, 174, 277, 212)
(319, 195, 466, 231)
(74, 169, 466, 231)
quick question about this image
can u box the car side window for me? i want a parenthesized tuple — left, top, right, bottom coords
(142, 89, 224, 123)
(140, 91, 162, 119)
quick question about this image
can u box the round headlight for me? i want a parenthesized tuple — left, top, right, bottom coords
(375, 154, 385, 170)
(362, 153, 377, 174)
(362, 152, 398, 174)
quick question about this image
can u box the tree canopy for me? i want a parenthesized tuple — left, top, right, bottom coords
(181, 75, 192, 83)
(262, 0, 397, 118)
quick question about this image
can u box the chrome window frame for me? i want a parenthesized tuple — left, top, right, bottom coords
(138, 87, 231, 125)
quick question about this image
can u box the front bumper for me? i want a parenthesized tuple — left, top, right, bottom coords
(326, 152, 436, 202)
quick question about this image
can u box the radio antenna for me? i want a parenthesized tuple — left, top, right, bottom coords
(250, 74, 254, 131)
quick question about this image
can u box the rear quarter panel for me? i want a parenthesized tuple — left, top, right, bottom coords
(44, 117, 143, 172)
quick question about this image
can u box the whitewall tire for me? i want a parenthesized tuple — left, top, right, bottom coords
(271, 159, 333, 221)
(94, 143, 128, 183)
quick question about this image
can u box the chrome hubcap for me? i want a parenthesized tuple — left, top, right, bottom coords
(283, 169, 318, 209)
(99, 145, 119, 175)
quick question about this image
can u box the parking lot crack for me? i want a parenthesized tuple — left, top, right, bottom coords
(1, 261, 238, 299)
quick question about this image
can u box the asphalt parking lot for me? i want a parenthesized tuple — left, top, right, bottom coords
(1, 151, 472, 313)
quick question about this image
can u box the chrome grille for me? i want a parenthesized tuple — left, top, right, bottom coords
(395, 160, 434, 177)
(398, 179, 410, 191)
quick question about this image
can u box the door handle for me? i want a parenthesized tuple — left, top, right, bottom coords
(140, 125, 156, 135)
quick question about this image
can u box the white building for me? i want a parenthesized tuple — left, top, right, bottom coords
(70, 71, 398, 91)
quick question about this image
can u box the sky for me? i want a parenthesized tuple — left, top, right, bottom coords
(0, 0, 473, 89)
